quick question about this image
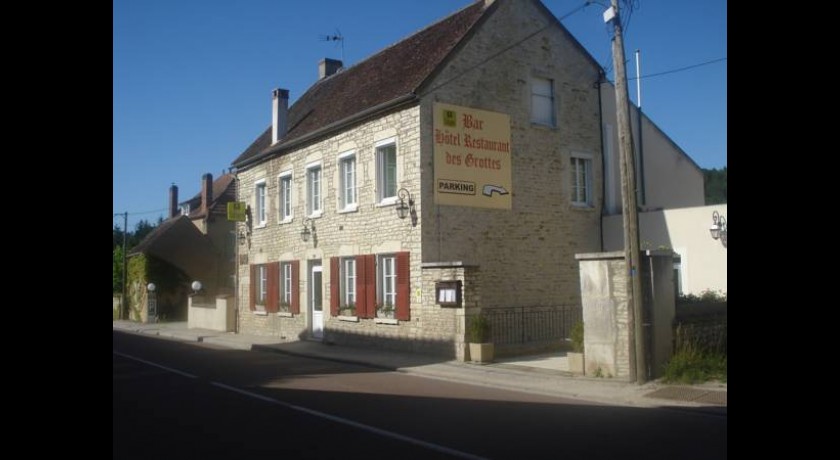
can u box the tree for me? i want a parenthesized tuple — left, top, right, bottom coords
(113, 245, 124, 293)
(703, 167, 727, 205)
(130, 219, 157, 247)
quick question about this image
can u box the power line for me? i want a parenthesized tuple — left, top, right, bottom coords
(627, 57, 726, 81)
(419, 1, 593, 97)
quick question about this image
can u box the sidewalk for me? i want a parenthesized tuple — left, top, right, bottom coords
(113, 320, 726, 412)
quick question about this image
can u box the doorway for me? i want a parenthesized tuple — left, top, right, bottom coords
(310, 262, 323, 340)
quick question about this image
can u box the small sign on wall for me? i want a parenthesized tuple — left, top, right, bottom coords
(436, 280, 462, 308)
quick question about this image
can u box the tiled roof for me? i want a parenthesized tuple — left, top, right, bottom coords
(180, 173, 236, 219)
(232, 0, 489, 168)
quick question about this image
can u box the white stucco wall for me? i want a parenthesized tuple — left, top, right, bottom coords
(600, 82, 705, 213)
(603, 204, 727, 295)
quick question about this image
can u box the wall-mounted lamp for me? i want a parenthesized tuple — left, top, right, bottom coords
(709, 210, 727, 247)
(147, 283, 156, 292)
(396, 188, 417, 225)
(191, 280, 203, 294)
(301, 218, 315, 242)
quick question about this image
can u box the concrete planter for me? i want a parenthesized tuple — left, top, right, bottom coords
(567, 352, 585, 374)
(468, 342, 495, 363)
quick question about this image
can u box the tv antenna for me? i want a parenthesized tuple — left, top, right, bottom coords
(319, 28, 344, 63)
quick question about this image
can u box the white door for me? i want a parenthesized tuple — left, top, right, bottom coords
(310, 263, 324, 340)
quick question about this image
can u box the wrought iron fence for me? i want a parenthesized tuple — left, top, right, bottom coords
(483, 305, 582, 346)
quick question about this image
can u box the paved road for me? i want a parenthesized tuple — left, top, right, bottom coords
(113, 331, 726, 459)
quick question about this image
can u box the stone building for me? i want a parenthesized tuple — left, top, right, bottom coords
(230, 0, 702, 360)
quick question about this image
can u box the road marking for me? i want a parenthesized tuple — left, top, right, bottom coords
(113, 351, 197, 379)
(210, 381, 489, 460)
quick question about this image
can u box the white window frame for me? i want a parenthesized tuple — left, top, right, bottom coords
(375, 138, 398, 205)
(570, 152, 593, 207)
(278, 171, 293, 223)
(254, 179, 267, 227)
(281, 262, 292, 308)
(531, 77, 556, 127)
(338, 151, 358, 213)
(306, 162, 322, 218)
(256, 264, 268, 307)
(341, 257, 356, 308)
(377, 254, 396, 314)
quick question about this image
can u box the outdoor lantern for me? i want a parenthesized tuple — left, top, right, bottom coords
(191, 280, 202, 292)
(147, 283, 156, 292)
(300, 218, 314, 242)
(396, 188, 414, 220)
(709, 211, 727, 245)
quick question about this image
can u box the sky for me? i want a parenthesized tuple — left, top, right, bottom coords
(114, 0, 726, 230)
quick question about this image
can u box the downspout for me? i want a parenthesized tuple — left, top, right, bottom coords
(596, 73, 606, 252)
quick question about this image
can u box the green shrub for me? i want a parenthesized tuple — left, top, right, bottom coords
(663, 324, 727, 384)
(570, 321, 584, 353)
(467, 314, 491, 343)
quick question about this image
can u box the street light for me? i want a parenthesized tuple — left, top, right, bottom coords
(709, 211, 727, 247)
(300, 218, 314, 242)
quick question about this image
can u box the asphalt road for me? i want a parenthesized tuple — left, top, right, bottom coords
(113, 331, 726, 459)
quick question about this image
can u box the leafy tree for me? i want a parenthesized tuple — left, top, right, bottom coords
(113, 245, 124, 293)
(703, 167, 727, 205)
(130, 219, 157, 247)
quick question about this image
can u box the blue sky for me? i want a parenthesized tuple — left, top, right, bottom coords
(114, 0, 726, 230)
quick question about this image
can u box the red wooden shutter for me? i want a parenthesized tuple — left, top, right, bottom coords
(290, 260, 300, 314)
(355, 255, 367, 318)
(330, 257, 340, 316)
(364, 254, 376, 319)
(249, 265, 256, 311)
(395, 252, 410, 321)
(266, 262, 279, 313)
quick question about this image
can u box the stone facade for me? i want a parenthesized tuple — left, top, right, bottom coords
(235, 0, 603, 359)
(419, 0, 603, 308)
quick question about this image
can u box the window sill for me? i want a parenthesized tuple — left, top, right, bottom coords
(276, 312, 293, 318)
(253, 310, 268, 316)
(254, 223, 268, 230)
(531, 121, 557, 130)
(278, 217, 294, 225)
(377, 197, 398, 207)
(337, 315, 359, 322)
(338, 204, 359, 214)
(307, 211, 323, 219)
(374, 318, 399, 325)
(571, 203, 595, 211)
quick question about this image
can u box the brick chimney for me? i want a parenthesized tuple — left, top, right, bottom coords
(201, 173, 213, 216)
(318, 58, 343, 80)
(272, 88, 289, 144)
(169, 183, 179, 218)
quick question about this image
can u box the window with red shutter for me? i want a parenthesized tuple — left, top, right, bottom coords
(330, 257, 340, 316)
(355, 255, 368, 318)
(266, 262, 279, 313)
(249, 265, 256, 311)
(290, 260, 300, 314)
(395, 252, 410, 320)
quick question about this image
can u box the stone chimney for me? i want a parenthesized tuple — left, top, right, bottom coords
(272, 88, 289, 144)
(201, 173, 213, 216)
(318, 58, 343, 80)
(169, 183, 179, 218)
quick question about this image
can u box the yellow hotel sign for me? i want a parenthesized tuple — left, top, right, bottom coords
(227, 202, 247, 222)
(433, 102, 511, 209)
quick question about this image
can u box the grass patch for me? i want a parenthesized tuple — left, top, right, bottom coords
(663, 324, 727, 384)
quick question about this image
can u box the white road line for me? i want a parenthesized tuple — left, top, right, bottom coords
(210, 381, 489, 460)
(113, 351, 197, 379)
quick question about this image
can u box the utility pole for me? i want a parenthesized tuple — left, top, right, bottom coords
(122, 211, 128, 320)
(608, 0, 646, 383)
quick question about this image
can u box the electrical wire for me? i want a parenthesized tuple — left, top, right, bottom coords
(418, 1, 592, 97)
(628, 57, 726, 81)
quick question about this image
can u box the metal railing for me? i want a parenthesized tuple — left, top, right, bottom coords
(483, 305, 582, 346)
